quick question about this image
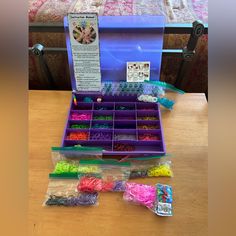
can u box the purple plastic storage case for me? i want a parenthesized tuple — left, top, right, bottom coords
(63, 15, 166, 157)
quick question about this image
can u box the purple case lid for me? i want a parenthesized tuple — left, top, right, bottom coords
(64, 15, 165, 92)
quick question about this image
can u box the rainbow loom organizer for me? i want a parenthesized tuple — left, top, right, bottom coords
(63, 15, 166, 157)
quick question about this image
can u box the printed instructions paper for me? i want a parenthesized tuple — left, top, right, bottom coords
(68, 13, 101, 91)
(127, 62, 150, 82)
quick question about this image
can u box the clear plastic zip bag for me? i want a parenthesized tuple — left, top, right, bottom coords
(79, 159, 131, 181)
(123, 182, 156, 208)
(77, 175, 127, 193)
(137, 80, 185, 110)
(76, 160, 131, 192)
(51, 160, 102, 178)
(122, 155, 173, 178)
(123, 182, 173, 216)
(43, 178, 99, 207)
(51, 146, 103, 166)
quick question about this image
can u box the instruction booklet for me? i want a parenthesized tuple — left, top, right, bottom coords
(68, 13, 101, 92)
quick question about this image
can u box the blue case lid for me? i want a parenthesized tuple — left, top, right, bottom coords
(64, 15, 165, 92)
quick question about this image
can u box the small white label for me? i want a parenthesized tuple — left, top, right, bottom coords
(127, 61, 150, 82)
(68, 13, 101, 92)
(156, 202, 172, 216)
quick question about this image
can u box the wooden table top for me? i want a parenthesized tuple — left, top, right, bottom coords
(29, 91, 208, 236)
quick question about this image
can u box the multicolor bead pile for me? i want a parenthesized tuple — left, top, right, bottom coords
(138, 116, 158, 121)
(138, 134, 160, 141)
(92, 123, 112, 129)
(123, 182, 156, 208)
(71, 113, 91, 120)
(114, 134, 136, 141)
(94, 115, 113, 120)
(137, 124, 159, 130)
(114, 144, 135, 151)
(90, 132, 112, 140)
(71, 124, 89, 129)
(66, 131, 89, 140)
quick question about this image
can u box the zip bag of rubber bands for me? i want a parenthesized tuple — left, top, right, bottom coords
(121, 155, 173, 178)
(43, 176, 99, 207)
(137, 81, 185, 110)
(51, 145, 103, 166)
(77, 159, 131, 192)
(123, 182, 173, 216)
(52, 159, 103, 178)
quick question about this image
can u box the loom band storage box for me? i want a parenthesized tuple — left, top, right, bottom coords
(63, 15, 166, 157)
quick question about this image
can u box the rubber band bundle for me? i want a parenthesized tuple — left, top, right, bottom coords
(77, 176, 126, 192)
(123, 182, 156, 208)
(52, 157, 173, 179)
(124, 156, 173, 179)
(43, 179, 98, 207)
(123, 182, 173, 216)
(130, 161, 173, 178)
(76, 160, 130, 192)
(46, 151, 174, 213)
(52, 160, 102, 178)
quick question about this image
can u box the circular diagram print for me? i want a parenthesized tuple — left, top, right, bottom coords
(73, 25, 96, 44)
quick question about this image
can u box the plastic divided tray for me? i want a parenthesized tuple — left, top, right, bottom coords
(62, 94, 166, 157)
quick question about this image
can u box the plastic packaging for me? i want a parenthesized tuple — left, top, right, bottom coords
(137, 94, 175, 110)
(124, 156, 173, 178)
(137, 80, 185, 110)
(77, 176, 103, 192)
(53, 160, 79, 174)
(125, 155, 165, 169)
(51, 145, 103, 166)
(151, 183, 173, 216)
(123, 182, 156, 208)
(76, 160, 130, 192)
(123, 182, 173, 216)
(146, 161, 173, 177)
(52, 160, 102, 178)
(79, 159, 131, 181)
(43, 178, 99, 206)
(144, 80, 185, 94)
(77, 176, 126, 192)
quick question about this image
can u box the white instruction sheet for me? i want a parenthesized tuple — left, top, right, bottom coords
(68, 13, 101, 91)
(127, 61, 150, 82)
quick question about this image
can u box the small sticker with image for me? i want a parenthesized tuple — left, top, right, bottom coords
(127, 62, 150, 82)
